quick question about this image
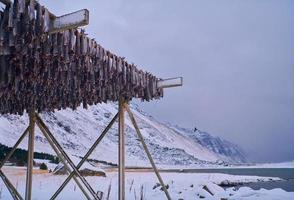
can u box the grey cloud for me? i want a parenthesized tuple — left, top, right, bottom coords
(40, 0, 294, 162)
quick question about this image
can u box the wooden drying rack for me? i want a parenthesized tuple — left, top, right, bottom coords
(0, 0, 183, 199)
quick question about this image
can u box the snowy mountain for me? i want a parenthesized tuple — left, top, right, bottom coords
(166, 125, 247, 163)
(0, 103, 246, 166)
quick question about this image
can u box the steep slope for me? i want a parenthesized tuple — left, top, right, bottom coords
(0, 103, 246, 166)
(166, 125, 247, 163)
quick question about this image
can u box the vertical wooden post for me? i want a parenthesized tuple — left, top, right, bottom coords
(118, 98, 125, 200)
(25, 111, 35, 200)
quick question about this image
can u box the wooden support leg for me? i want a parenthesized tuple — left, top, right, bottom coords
(118, 98, 125, 200)
(50, 112, 119, 200)
(0, 170, 23, 200)
(35, 118, 92, 200)
(125, 105, 172, 200)
(0, 127, 29, 169)
(0, 127, 28, 200)
(25, 112, 36, 200)
(35, 113, 100, 200)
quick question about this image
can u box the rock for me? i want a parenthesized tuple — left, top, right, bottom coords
(196, 188, 213, 199)
(202, 183, 225, 196)
(219, 180, 238, 187)
(219, 180, 230, 186)
(203, 185, 214, 196)
(153, 183, 161, 190)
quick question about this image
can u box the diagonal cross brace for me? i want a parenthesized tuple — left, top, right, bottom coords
(0, 171, 23, 200)
(0, 105, 173, 200)
(0, 127, 29, 169)
(50, 112, 119, 200)
(35, 119, 93, 200)
(35, 113, 101, 200)
(0, 127, 29, 200)
(0, 112, 117, 200)
(125, 104, 172, 200)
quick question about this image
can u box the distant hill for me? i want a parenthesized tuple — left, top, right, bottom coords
(0, 103, 246, 166)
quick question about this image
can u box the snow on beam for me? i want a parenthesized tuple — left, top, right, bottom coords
(50, 9, 89, 33)
(0, 0, 89, 32)
(157, 77, 183, 89)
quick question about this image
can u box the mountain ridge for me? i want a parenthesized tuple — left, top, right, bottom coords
(0, 103, 246, 166)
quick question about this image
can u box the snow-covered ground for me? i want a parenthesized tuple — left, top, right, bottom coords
(0, 166, 293, 200)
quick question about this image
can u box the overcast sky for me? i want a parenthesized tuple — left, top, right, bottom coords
(41, 0, 294, 163)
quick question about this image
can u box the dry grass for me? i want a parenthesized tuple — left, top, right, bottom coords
(2, 166, 50, 176)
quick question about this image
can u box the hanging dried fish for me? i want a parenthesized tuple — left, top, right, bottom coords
(18, 0, 25, 14)
(28, 0, 35, 21)
(43, 8, 50, 33)
(0, 0, 164, 115)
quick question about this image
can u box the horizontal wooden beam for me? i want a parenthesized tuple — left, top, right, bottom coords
(50, 9, 89, 33)
(0, 0, 89, 33)
(157, 77, 183, 89)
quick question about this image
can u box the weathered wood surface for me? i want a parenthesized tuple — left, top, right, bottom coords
(1, 0, 89, 33)
(157, 77, 183, 89)
(50, 9, 89, 33)
(0, 0, 163, 115)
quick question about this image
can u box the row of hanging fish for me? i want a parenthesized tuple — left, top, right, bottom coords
(0, 0, 163, 115)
